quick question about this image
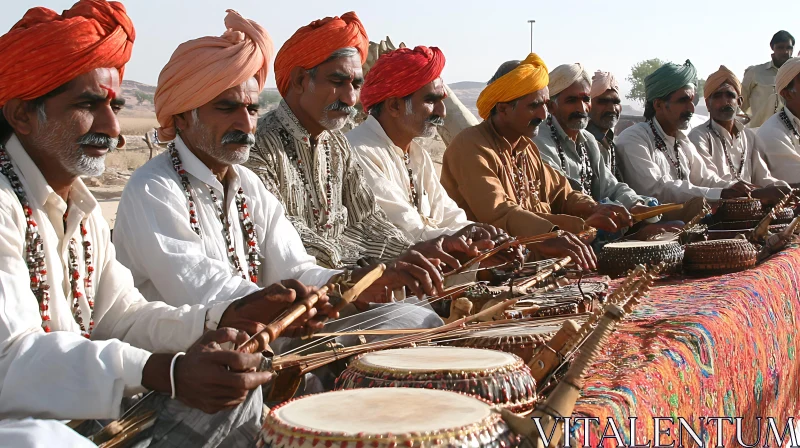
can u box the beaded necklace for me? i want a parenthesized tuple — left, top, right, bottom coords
(280, 129, 333, 232)
(779, 109, 800, 142)
(402, 152, 420, 210)
(648, 119, 684, 180)
(548, 116, 592, 194)
(168, 143, 260, 283)
(604, 134, 617, 177)
(507, 150, 540, 207)
(0, 144, 94, 336)
(707, 121, 744, 181)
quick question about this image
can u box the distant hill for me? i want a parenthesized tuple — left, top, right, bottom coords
(449, 81, 486, 90)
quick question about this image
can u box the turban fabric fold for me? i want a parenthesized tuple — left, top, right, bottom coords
(476, 53, 549, 120)
(360, 46, 446, 112)
(776, 57, 800, 94)
(154, 10, 273, 141)
(548, 63, 591, 97)
(703, 65, 741, 99)
(590, 70, 619, 98)
(273, 12, 369, 97)
(644, 60, 697, 102)
(0, 0, 135, 107)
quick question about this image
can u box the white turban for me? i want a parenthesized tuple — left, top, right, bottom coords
(548, 63, 591, 97)
(590, 70, 619, 98)
(776, 57, 800, 94)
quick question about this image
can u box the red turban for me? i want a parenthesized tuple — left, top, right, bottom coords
(274, 12, 368, 97)
(0, 0, 135, 107)
(360, 46, 446, 112)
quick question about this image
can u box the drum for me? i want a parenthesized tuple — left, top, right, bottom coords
(335, 346, 537, 413)
(598, 240, 684, 277)
(444, 322, 562, 363)
(258, 388, 520, 448)
(683, 239, 757, 275)
(715, 198, 763, 222)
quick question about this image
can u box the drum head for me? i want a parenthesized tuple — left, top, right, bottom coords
(357, 346, 517, 372)
(272, 388, 492, 435)
(603, 240, 674, 248)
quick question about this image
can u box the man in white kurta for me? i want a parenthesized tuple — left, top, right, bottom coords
(347, 45, 472, 242)
(689, 66, 787, 188)
(757, 57, 800, 185)
(348, 115, 471, 241)
(617, 60, 750, 204)
(0, 6, 330, 446)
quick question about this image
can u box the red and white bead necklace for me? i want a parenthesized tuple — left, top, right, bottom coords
(0, 144, 94, 336)
(168, 143, 260, 283)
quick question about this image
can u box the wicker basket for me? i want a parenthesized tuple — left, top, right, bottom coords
(683, 239, 757, 275)
(715, 198, 764, 222)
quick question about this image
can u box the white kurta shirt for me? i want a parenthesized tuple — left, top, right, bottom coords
(688, 119, 786, 188)
(616, 119, 733, 203)
(757, 106, 800, 184)
(347, 116, 471, 242)
(114, 136, 339, 311)
(0, 135, 222, 421)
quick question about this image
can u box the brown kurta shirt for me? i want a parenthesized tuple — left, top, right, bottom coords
(441, 119, 596, 236)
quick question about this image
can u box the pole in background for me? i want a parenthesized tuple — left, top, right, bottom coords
(528, 20, 536, 52)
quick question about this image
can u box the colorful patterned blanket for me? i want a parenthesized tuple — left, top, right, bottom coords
(572, 247, 800, 447)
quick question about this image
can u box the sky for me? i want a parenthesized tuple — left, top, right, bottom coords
(3, 0, 799, 106)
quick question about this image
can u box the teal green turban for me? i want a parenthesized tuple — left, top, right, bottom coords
(644, 60, 697, 102)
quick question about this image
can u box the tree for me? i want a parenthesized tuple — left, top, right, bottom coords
(134, 90, 154, 105)
(626, 58, 665, 104)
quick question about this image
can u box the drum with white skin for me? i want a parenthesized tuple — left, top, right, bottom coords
(258, 388, 521, 448)
(335, 346, 537, 413)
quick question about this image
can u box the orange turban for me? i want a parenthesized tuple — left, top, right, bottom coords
(476, 53, 549, 120)
(360, 46, 446, 112)
(0, 0, 135, 107)
(154, 10, 273, 141)
(274, 12, 369, 97)
(704, 65, 741, 99)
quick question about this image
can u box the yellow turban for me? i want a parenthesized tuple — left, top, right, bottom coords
(476, 53, 549, 120)
(704, 65, 741, 99)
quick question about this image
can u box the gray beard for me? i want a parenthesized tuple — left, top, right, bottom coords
(33, 119, 107, 178)
(566, 117, 589, 131)
(319, 112, 350, 131)
(191, 122, 251, 166)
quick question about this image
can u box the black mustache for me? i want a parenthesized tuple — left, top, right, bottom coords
(569, 112, 589, 120)
(325, 100, 357, 115)
(602, 112, 619, 119)
(721, 105, 735, 112)
(529, 118, 543, 127)
(426, 115, 445, 126)
(221, 131, 256, 146)
(680, 112, 694, 121)
(77, 133, 118, 150)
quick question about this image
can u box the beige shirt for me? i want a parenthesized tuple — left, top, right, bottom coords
(688, 119, 787, 187)
(347, 116, 471, 242)
(757, 106, 800, 184)
(742, 60, 781, 128)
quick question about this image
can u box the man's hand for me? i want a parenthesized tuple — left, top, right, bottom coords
(410, 235, 478, 271)
(631, 222, 684, 241)
(529, 233, 596, 271)
(352, 250, 443, 306)
(721, 180, 758, 199)
(141, 328, 273, 414)
(584, 203, 633, 232)
(218, 280, 336, 337)
(749, 185, 791, 205)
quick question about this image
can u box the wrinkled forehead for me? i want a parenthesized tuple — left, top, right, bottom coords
(710, 82, 738, 96)
(593, 89, 621, 102)
(207, 78, 260, 104)
(314, 54, 364, 79)
(65, 68, 122, 99)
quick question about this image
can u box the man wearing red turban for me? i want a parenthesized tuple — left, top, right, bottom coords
(248, 14, 512, 308)
(347, 46, 488, 242)
(0, 2, 284, 445)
